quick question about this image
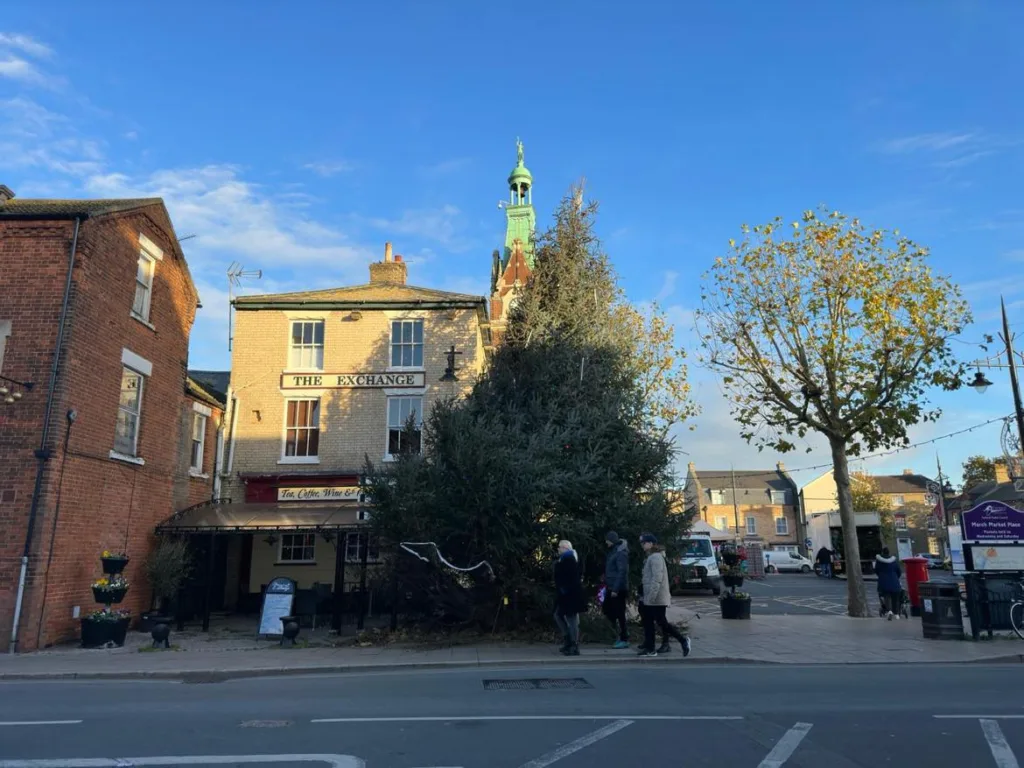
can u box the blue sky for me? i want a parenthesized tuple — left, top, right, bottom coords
(2, 1, 1023, 486)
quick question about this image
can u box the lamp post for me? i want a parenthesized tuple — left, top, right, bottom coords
(967, 297, 1024, 479)
(0, 374, 34, 405)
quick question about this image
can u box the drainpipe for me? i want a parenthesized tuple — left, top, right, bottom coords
(212, 417, 225, 501)
(10, 217, 81, 653)
(225, 391, 239, 476)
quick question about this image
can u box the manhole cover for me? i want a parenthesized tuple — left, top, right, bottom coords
(240, 719, 293, 728)
(483, 678, 592, 690)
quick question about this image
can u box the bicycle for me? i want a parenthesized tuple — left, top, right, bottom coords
(1009, 579, 1024, 640)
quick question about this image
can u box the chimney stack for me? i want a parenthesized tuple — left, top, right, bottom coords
(0, 185, 14, 204)
(902, 469, 914, 476)
(995, 461, 1010, 484)
(777, 461, 786, 472)
(369, 241, 408, 285)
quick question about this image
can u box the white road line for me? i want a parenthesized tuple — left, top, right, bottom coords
(516, 719, 632, 768)
(0, 721, 82, 727)
(757, 722, 813, 768)
(0, 755, 363, 768)
(311, 715, 743, 723)
(935, 715, 1024, 719)
(982, 719, 1021, 768)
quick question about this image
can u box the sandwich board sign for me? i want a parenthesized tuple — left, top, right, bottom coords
(258, 577, 296, 637)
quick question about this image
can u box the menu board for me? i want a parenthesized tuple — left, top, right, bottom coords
(258, 577, 296, 636)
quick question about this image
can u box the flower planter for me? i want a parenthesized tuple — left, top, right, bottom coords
(80, 616, 131, 648)
(720, 596, 751, 620)
(93, 586, 128, 604)
(722, 574, 744, 589)
(101, 556, 129, 575)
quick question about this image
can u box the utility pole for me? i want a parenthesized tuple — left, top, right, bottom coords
(731, 465, 741, 539)
(1002, 297, 1024, 469)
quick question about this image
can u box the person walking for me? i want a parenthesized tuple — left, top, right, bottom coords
(816, 546, 833, 578)
(637, 533, 691, 658)
(553, 540, 585, 655)
(874, 547, 903, 620)
(603, 531, 630, 649)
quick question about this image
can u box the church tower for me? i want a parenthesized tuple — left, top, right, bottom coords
(489, 138, 536, 345)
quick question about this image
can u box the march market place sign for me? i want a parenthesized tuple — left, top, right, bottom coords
(281, 372, 425, 389)
(278, 486, 362, 502)
(961, 500, 1024, 541)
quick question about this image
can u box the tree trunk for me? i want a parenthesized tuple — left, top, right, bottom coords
(830, 437, 869, 617)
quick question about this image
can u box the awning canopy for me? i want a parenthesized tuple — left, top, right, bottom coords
(689, 520, 733, 541)
(156, 501, 367, 534)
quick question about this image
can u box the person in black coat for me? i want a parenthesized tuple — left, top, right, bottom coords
(554, 539, 585, 656)
(874, 548, 903, 620)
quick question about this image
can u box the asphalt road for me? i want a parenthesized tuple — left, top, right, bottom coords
(675, 570, 958, 616)
(2, 662, 1023, 767)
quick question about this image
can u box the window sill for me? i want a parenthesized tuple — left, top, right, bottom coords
(282, 369, 325, 375)
(189, 470, 210, 480)
(274, 561, 318, 567)
(278, 456, 321, 465)
(386, 366, 425, 374)
(109, 450, 145, 466)
(130, 313, 157, 332)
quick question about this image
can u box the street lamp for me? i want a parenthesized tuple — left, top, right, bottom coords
(0, 374, 34, 405)
(969, 371, 994, 394)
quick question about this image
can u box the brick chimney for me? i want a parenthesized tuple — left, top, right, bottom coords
(777, 461, 786, 472)
(369, 241, 408, 285)
(0, 185, 14, 204)
(902, 469, 914, 476)
(995, 461, 1010, 484)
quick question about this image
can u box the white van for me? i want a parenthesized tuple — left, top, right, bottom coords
(764, 550, 813, 574)
(679, 534, 721, 595)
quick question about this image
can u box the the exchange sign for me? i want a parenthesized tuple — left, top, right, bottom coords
(281, 372, 426, 389)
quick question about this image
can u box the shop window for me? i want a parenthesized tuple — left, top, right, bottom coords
(345, 533, 380, 563)
(279, 533, 316, 563)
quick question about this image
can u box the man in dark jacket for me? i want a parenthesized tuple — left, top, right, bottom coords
(603, 531, 630, 649)
(816, 547, 834, 578)
(874, 548, 902, 620)
(554, 540, 585, 655)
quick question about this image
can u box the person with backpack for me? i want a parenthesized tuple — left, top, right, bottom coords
(636, 533, 691, 658)
(553, 539, 585, 655)
(874, 547, 903, 620)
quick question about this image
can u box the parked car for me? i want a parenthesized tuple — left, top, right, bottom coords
(764, 550, 813, 574)
(917, 553, 944, 569)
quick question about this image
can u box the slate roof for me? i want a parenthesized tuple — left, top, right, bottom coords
(188, 370, 230, 403)
(874, 473, 933, 494)
(0, 198, 163, 219)
(233, 283, 485, 307)
(691, 470, 793, 493)
(186, 376, 227, 409)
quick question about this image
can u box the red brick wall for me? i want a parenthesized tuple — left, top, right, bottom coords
(179, 395, 222, 511)
(0, 208, 200, 650)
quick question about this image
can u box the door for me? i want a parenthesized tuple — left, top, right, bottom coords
(896, 537, 913, 561)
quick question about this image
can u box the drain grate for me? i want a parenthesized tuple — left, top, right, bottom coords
(483, 677, 592, 691)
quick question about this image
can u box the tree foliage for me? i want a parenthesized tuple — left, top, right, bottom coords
(364, 183, 695, 629)
(961, 455, 1002, 492)
(697, 207, 971, 616)
(850, 474, 894, 542)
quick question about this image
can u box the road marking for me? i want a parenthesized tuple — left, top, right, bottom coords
(757, 722, 813, 768)
(982, 720, 1021, 768)
(516, 719, 631, 768)
(935, 715, 1024, 719)
(0, 721, 82, 727)
(311, 715, 743, 723)
(0, 755, 363, 768)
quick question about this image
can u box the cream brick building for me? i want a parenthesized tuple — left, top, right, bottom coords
(161, 244, 491, 630)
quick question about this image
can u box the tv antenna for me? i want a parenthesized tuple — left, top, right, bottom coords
(227, 262, 262, 351)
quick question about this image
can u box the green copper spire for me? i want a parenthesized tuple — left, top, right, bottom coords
(503, 137, 535, 269)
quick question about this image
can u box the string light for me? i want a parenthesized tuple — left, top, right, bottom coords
(689, 413, 1011, 482)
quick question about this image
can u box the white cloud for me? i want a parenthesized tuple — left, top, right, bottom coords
(302, 160, 352, 177)
(655, 270, 678, 302)
(878, 132, 976, 154)
(0, 33, 53, 59)
(0, 56, 48, 85)
(368, 204, 468, 249)
(418, 157, 472, 175)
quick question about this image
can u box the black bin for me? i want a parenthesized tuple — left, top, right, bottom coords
(920, 582, 963, 640)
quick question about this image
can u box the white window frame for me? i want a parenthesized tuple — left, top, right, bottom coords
(775, 516, 789, 535)
(895, 514, 908, 531)
(281, 398, 321, 463)
(345, 532, 380, 563)
(892, 495, 905, 507)
(385, 394, 423, 460)
(390, 319, 424, 370)
(0, 320, 10, 375)
(745, 516, 757, 535)
(288, 320, 325, 372)
(131, 234, 163, 324)
(278, 533, 316, 564)
(113, 366, 145, 458)
(189, 403, 210, 475)
(770, 490, 787, 505)
(716, 516, 730, 532)
(709, 489, 725, 505)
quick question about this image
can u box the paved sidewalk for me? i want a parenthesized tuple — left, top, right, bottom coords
(0, 608, 1020, 681)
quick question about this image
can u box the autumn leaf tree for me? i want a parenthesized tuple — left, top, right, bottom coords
(697, 208, 971, 617)
(961, 455, 1003, 492)
(850, 474, 895, 544)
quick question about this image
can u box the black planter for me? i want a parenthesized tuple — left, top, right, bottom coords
(721, 552, 740, 567)
(150, 616, 171, 649)
(723, 574, 744, 589)
(101, 557, 129, 575)
(720, 596, 752, 620)
(280, 615, 300, 646)
(93, 586, 128, 604)
(80, 616, 131, 648)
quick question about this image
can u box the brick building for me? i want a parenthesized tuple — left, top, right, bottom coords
(158, 243, 491, 628)
(683, 463, 802, 550)
(0, 189, 213, 650)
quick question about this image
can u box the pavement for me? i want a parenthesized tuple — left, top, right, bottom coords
(0, 572, 1018, 681)
(4, 663, 1024, 766)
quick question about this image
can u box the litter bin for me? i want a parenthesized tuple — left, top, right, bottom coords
(920, 582, 964, 640)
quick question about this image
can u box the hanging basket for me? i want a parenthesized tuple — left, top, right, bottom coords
(101, 556, 129, 575)
(93, 586, 128, 604)
(80, 616, 131, 648)
(722, 573, 745, 589)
